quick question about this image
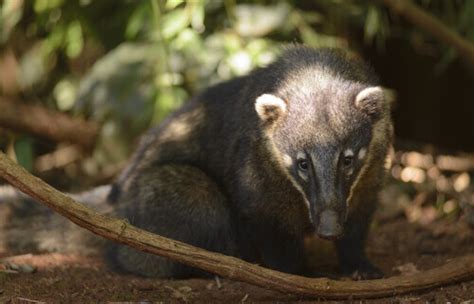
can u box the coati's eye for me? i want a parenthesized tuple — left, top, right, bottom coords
(343, 155, 354, 167)
(342, 149, 355, 169)
(297, 159, 309, 171)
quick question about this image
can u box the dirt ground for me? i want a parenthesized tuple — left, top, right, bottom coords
(1, 211, 473, 303)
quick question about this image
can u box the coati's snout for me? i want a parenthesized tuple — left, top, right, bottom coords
(316, 209, 343, 240)
(307, 164, 349, 240)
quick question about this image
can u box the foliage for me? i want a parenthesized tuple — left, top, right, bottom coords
(1, 0, 473, 166)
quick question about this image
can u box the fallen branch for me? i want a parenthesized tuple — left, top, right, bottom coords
(0, 98, 99, 150)
(383, 0, 474, 66)
(0, 151, 473, 299)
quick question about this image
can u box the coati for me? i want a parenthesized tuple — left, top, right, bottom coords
(106, 46, 393, 279)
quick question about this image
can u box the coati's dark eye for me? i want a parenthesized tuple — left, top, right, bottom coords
(297, 159, 309, 171)
(343, 155, 354, 167)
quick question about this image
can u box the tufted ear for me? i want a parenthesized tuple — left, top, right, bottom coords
(354, 86, 385, 121)
(255, 94, 287, 127)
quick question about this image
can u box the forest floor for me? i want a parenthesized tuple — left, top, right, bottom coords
(0, 207, 473, 303)
(1, 147, 474, 303)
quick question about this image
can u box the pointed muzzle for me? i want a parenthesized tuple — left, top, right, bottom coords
(316, 209, 343, 240)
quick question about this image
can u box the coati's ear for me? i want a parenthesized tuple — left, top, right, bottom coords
(354, 86, 385, 121)
(255, 94, 287, 127)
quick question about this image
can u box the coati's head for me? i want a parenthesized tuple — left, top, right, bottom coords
(254, 47, 389, 240)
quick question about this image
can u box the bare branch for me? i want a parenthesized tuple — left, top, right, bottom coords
(0, 151, 473, 299)
(0, 98, 99, 150)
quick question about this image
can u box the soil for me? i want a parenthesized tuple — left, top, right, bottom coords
(1, 212, 473, 303)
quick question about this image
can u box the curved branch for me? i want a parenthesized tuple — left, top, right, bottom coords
(0, 151, 473, 299)
(383, 0, 474, 66)
(0, 98, 99, 150)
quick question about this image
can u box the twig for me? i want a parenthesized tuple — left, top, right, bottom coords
(0, 98, 99, 150)
(0, 151, 473, 299)
(383, 0, 474, 66)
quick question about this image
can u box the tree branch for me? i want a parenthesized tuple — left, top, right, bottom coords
(0, 151, 473, 299)
(383, 0, 474, 66)
(0, 98, 99, 150)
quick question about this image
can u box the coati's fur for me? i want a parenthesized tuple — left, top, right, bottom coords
(106, 46, 393, 279)
(0, 46, 392, 279)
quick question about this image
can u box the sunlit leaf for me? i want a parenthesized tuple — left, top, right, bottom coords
(234, 3, 289, 37)
(153, 87, 186, 123)
(165, 0, 185, 10)
(1, 0, 24, 43)
(65, 21, 83, 58)
(227, 50, 252, 75)
(34, 0, 64, 13)
(125, 3, 151, 39)
(42, 26, 65, 55)
(54, 78, 77, 111)
(190, 1, 205, 33)
(173, 28, 202, 51)
(222, 32, 241, 53)
(161, 8, 189, 39)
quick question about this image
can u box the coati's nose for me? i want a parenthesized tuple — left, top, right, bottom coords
(316, 209, 343, 240)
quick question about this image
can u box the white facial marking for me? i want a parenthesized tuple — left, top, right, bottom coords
(358, 147, 367, 160)
(280, 160, 312, 223)
(344, 149, 354, 157)
(283, 154, 293, 167)
(296, 151, 306, 160)
(298, 170, 308, 181)
(255, 94, 286, 118)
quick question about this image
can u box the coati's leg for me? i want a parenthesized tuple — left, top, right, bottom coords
(241, 220, 307, 275)
(335, 196, 383, 280)
(107, 164, 237, 278)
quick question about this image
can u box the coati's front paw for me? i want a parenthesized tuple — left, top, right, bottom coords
(344, 261, 383, 280)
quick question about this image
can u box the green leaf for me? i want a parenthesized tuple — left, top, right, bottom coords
(34, 0, 64, 13)
(153, 87, 186, 123)
(65, 20, 84, 58)
(161, 8, 189, 40)
(190, 1, 205, 32)
(14, 137, 34, 172)
(165, 0, 185, 10)
(125, 3, 151, 40)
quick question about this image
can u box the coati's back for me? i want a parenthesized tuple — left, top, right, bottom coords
(112, 47, 386, 192)
(108, 46, 393, 279)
